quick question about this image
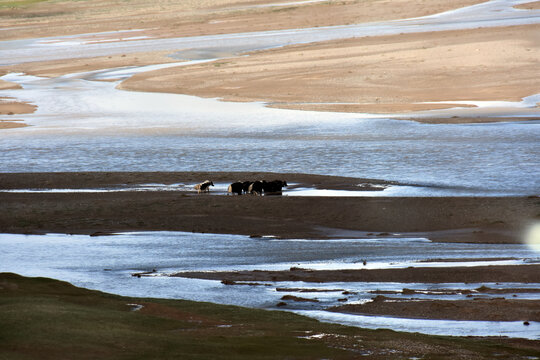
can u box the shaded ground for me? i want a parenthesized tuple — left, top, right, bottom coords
(0, 172, 537, 242)
(2, 272, 538, 359)
(330, 298, 540, 322)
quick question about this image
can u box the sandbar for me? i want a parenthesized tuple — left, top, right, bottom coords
(120, 24, 540, 118)
(0, 172, 537, 242)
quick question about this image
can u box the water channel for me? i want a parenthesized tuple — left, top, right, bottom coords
(1, 0, 539, 339)
(1, 231, 539, 339)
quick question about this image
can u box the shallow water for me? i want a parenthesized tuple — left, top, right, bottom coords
(1, 71, 539, 193)
(295, 310, 540, 340)
(1, 231, 538, 338)
(1, 0, 540, 194)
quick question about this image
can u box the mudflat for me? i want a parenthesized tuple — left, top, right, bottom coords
(0, 172, 537, 241)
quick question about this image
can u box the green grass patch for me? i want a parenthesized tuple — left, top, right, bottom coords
(1, 273, 537, 359)
(0, 0, 49, 9)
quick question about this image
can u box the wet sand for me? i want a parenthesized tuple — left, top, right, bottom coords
(0, 172, 537, 241)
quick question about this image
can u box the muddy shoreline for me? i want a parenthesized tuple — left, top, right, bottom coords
(329, 298, 540, 322)
(172, 265, 540, 284)
(0, 172, 537, 241)
(173, 266, 540, 322)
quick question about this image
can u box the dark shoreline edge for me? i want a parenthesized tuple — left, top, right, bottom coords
(0, 172, 538, 242)
(0, 171, 396, 190)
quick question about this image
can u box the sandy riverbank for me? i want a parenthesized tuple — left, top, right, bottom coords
(0, 172, 538, 242)
(4, 1, 538, 122)
(0, 0, 483, 41)
(120, 24, 540, 118)
(329, 298, 540, 322)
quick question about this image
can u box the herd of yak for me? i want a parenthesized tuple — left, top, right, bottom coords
(194, 179, 288, 195)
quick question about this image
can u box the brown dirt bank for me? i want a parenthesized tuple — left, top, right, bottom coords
(330, 298, 540, 321)
(173, 265, 540, 283)
(120, 24, 540, 118)
(0, 172, 538, 240)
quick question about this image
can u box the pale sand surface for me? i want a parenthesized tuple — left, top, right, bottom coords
(175, 265, 540, 284)
(3, 51, 178, 79)
(0, 98, 37, 115)
(515, 1, 540, 10)
(0, 79, 21, 90)
(176, 266, 540, 321)
(2, 1, 537, 121)
(120, 24, 540, 116)
(0, 120, 27, 129)
(0, 172, 537, 243)
(0, 0, 483, 41)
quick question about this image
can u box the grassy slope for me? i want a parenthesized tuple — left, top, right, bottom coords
(1, 273, 539, 359)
